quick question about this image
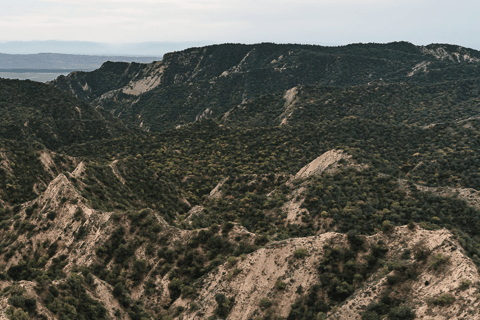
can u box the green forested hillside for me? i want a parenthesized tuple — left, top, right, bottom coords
(223, 80, 480, 128)
(1, 42, 480, 319)
(51, 42, 480, 131)
(0, 78, 130, 149)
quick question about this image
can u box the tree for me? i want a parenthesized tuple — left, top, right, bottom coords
(388, 305, 415, 320)
(9, 308, 29, 320)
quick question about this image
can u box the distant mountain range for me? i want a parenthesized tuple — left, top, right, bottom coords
(0, 40, 214, 56)
(0, 53, 162, 71)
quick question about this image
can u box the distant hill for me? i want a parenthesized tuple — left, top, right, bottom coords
(0, 40, 214, 56)
(0, 53, 161, 71)
(0, 77, 130, 149)
(51, 41, 480, 131)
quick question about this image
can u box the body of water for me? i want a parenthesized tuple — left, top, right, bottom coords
(0, 70, 76, 82)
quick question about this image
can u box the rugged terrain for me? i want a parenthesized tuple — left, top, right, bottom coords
(0, 42, 480, 319)
(50, 42, 480, 131)
(2, 154, 480, 320)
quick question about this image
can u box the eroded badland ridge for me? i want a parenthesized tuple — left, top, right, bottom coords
(51, 42, 480, 131)
(0, 42, 480, 319)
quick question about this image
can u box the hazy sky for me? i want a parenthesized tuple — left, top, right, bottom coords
(2, 0, 480, 49)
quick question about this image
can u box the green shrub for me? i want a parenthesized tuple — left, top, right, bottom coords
(175, 306, 185, 316)
(227, 256, 237, 267)
(430, 253, 449, 270)
(347, 230, 365, 250)
(388, 305, 415, 320)
(413, 245, 430, 261)
(25, 206, 34, 217)
(294, 248, 308, 259)
(401, 249, 411, 260)
(113, 283, 125, 297)
(7, 308, 29, 320)
(382, 220, 394, 234)
(434, 293, 455, 306)
(386, 275, 400, 286)
(315, 312, 327, 320)
(361, 311, 381, 320)
(214, 293, 234, 318)
(458, 279, 471, 290)
(353, 273, 363, 284)
(46, 211, 57, 220)
(233, 268, 242, 275)
(74, 208, 84, 221)
(259, 297, 272, 309)
(275, 281, 286, 290)
(190, 302, 199, 311)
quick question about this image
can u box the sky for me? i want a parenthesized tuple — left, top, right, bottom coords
(2, 0, 480, 50)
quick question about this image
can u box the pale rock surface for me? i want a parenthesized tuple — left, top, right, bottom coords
(209, 177, 229, 199)
(421, 46, 480, 63)
(283, 186, 308, 225)
(294, 149, 350, 180)
(279, 86, 299, 126)
(173, 233, 344, 319)
(122, 63, 165, 96)
(173, 226, 480, 320)
(38, 150, 57, 178)
(334, 226, 480, 320)
(283, 149, 363, 226)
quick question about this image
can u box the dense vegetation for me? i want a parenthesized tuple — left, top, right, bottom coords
(52, 42, 480, 131)
(0, 78, 129, 150)
(1, 42, 480, 319)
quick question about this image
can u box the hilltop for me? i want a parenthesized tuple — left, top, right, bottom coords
(51, 42, 480, 131)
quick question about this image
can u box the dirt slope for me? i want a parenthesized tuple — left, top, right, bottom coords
(172, 226, 480, 320)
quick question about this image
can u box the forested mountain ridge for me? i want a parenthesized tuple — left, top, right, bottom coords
(50, 42, 480, 131)
(1, 42, 480, 319)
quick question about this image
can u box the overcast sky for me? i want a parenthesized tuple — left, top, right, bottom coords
(2, 0, 480, 49)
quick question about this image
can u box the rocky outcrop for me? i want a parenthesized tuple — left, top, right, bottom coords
(2, 159, 480, 320)
(421, 45, 480, 63)
(282, 186, 308, 225)
(279, 86, 299, 126)
(173, 233, 340, 319)
(122, 63, 166, 96)
(3, 172, 110, 271)
(294, 149, 350, 180)
(334, 226, 480, 320)
(209, 177, 229, 199)
(173, 226, 480, 320)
